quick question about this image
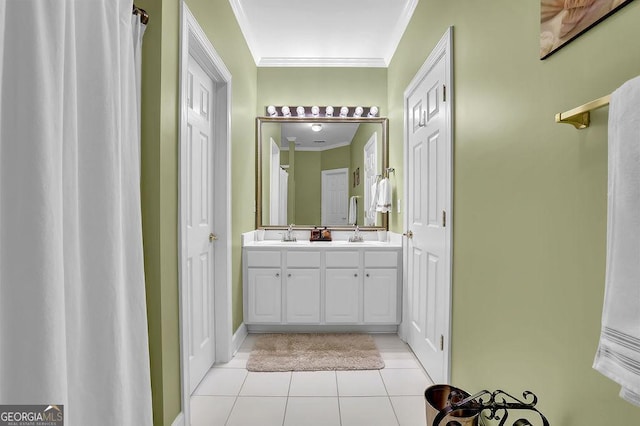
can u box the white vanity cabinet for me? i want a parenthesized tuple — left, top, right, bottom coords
(285, 252, 321, 323)
(325, 251, 360, 323)
(245, 250, 282, 323)
(364, 251, 400, 323)
(242, 242, 402, 331)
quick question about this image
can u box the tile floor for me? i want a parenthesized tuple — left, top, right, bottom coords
(191, 333, 434, 426)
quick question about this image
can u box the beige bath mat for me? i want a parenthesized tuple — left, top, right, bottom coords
(246, 333, 385, 372)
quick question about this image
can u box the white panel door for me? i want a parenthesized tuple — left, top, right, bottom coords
(363, 134, 378, 226)
(405, 36, 451, 383)
(279, 168, 288, 224)
(270, 139, 281, 225)
(286, 269, 321, 323)
(325, 269, 360, 323)
(364, 268, 398, 323)
(321, 168, 349, 226)
(247, 268, 282, 323)
(186, 54, 216, 394)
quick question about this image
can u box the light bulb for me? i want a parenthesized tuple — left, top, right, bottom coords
(368, 106, 379, 117)
(311, 106, 320, 117)
(281, 106, 290, 117)
(267, 105, 277, 117)
(311, 123, 322, 132)
(354, 106, 364, 117)
(325, 106, 334, 117)
(296, 106, 306, 117)
(339, 106, 349, 118)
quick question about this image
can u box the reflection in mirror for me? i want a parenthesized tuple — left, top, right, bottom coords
(257, 116, 388, 230)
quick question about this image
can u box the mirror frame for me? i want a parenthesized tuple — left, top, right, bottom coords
(256, 115, 389, 230)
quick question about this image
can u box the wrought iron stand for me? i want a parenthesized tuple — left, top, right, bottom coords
(432, 389, 550, 426)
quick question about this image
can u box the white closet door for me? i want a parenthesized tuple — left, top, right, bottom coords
(186, 54, 216, 393)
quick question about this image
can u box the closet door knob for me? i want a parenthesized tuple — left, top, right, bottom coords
(209, 232, 218, 242)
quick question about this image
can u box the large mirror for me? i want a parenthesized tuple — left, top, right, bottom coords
(256, 113, 388, 230)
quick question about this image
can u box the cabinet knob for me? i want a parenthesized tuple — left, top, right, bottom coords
(288, 273, 292, 278)
(354, 273, 358, 277)
(275, 273, 280, 278)
(366, 273, 370, 277)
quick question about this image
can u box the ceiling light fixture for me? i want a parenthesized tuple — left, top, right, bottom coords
(311, 123, 322, 132)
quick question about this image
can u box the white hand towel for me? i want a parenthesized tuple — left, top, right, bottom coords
(376, 177, 392, 213)
(593, 75, 640, 406)
(348, 196, 357, 225)
(369, 180, 379, 219)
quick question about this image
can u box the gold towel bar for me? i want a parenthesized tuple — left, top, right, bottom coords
(555, 94, 611, 129)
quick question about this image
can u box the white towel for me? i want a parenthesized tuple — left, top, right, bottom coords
(593, 75, 640, 406)
(348, 196, 357, 225)
(376, 177, 392, 213)
(369, 180, 379, 220)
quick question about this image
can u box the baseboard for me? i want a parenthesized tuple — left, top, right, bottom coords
(171, 412, 185, 426)
(231, 323, 248, 355)
(246, 324, 399, 334)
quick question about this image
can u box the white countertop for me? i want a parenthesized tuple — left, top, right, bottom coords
(243, 240, 401, 248)
(242, 229, 403, 248)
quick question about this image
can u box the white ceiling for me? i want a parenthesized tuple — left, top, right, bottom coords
(281, 122, 360, 151)
(229, 0, 418, 67)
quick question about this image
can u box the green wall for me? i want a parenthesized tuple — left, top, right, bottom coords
(138, 0, 256, 424)
(321, 145, 351, 171)
(294, 151, 322, 225)
(137, 1, 181, 424)
(389, 1, 640, 424)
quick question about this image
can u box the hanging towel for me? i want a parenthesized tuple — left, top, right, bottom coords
(593, 75, 640, 406)
(369, 180, 380, 220)
(348, 196, 358, 225)
(376, 177, 392, 213)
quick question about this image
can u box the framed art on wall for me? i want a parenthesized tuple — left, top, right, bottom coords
(540, 0, 635, 59)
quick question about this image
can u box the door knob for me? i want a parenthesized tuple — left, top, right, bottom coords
(209, 232, 218, 242)
(403, 230, 414, 239)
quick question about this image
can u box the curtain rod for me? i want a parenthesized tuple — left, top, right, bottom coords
(133, 4, 149, 25)
(555, 94, 611, 130)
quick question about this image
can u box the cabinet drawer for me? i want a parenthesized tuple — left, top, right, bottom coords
(287, 251, 321, 267)
(325, 251, 359, 268)
(246, 250, 281, 267)
(364, 251, 398, 268)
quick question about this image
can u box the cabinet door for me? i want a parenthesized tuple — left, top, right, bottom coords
(364, 268, 398, 323)
(325, 268, 360, 323)
(247, 268, 281, 323)
(286, 269, 320, 323)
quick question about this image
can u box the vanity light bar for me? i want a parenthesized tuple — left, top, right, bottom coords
(264, 106, 379, 118)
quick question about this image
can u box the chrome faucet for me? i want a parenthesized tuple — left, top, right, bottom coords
(349, 225, 364, 243)
(282, 224, 297, 242)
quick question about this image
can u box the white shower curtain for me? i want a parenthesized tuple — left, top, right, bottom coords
(0, 1, 152, 425)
